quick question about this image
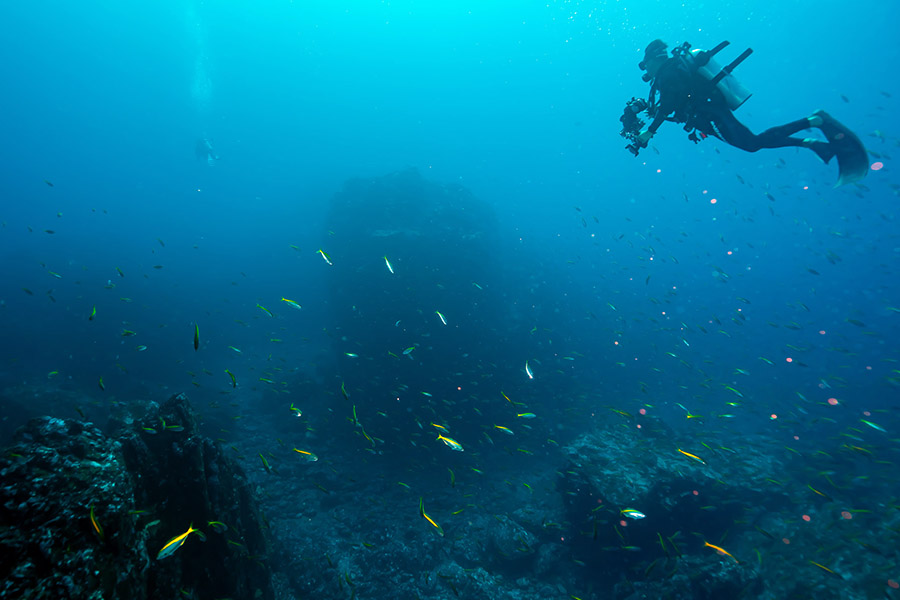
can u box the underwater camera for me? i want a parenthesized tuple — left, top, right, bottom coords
(620, 97, 649, 156)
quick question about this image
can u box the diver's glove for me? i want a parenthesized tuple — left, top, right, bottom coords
(636, 129, 653, 146)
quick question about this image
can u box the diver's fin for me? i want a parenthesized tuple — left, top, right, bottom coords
(811, 110, 868, 187)
(804, 139, 835, 165)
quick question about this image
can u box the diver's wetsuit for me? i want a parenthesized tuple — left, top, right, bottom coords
(647, 58, 811, 152)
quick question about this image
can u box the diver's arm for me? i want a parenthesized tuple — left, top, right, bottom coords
(647, 88, 677, 133)
(647, 113, 667, 134)
(638, 109, 668, 145)
(638, 69, 679, 144)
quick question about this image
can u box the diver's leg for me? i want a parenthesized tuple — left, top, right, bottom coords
(756, 117, 835, 162)
(755, 118, 818, 148)
(713, 110, 829, 159)
(708, 110, 767, 152)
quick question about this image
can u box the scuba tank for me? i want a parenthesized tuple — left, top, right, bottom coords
(676, 41, 753, 110)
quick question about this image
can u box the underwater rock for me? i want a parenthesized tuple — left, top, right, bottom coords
(0, 393, 278, 600)
(322, 168, 503, 366)
(613, 554, 762, 599)
(325, 167, 498, 250)
(118, 393, 276, 600)
(0, 417, 145, 600)
(555, 418, 784, 595)
(488, 513, 537, 559)
(560, 416, 788, 523)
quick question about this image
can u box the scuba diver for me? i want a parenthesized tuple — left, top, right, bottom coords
(620, 39, 867, 186)
(195, 137, 218, 166)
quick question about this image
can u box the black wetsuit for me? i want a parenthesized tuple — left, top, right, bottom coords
(646, 57, 811, 152)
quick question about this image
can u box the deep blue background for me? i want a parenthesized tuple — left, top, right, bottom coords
(1, 0, 898, 446)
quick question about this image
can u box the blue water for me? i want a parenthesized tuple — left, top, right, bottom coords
(2, 1, 899, 598)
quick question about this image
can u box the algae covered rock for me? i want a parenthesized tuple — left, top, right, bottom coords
(0, 417, 146, 599)
(0, 393, 278, 600)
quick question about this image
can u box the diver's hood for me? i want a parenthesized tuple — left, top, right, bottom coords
(639, 39, 668, 70)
